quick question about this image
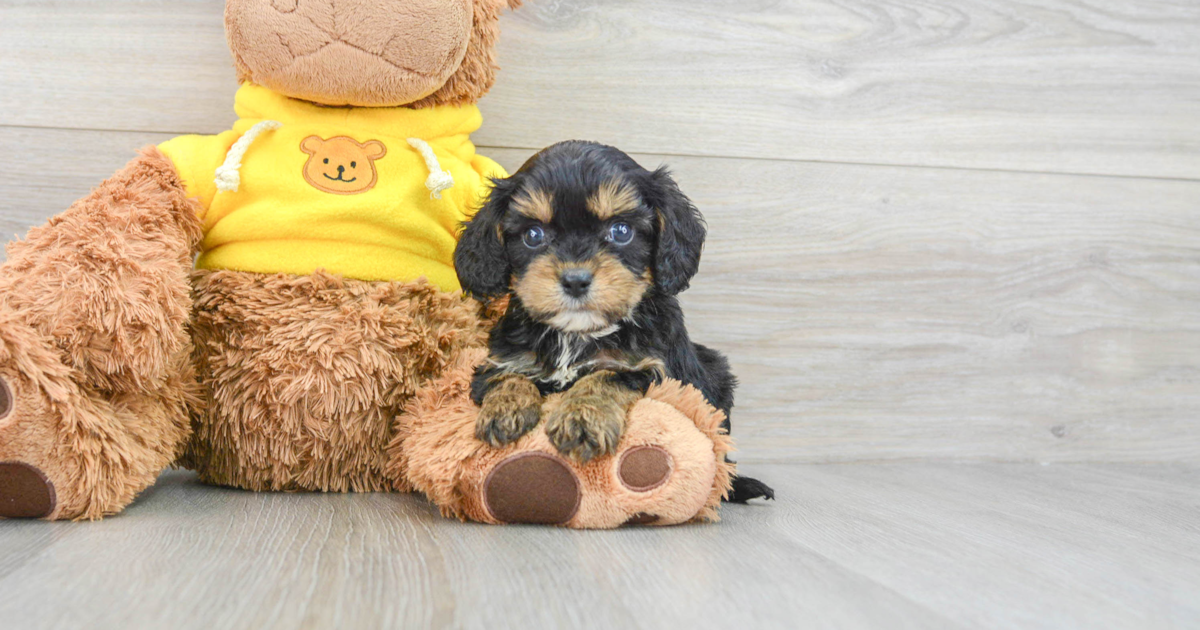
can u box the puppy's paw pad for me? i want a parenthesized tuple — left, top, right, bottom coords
(476, 378, 543, 447)
(545, 398, 624, 464)
(0, 462, 56, 519)
(617, 446, 673, 492)
(484, 452, 580, 525)
(476, 405, 540, 447)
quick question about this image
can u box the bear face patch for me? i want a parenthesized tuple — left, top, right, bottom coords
(301, 136, 387, 195)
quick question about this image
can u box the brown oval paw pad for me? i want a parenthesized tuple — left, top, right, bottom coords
(0, 376, 12, 422)
(623, 512, 661, 526)
(484, 452, 580, 525)
(0, 462, 56, 519)
(618, 446, 673, 492)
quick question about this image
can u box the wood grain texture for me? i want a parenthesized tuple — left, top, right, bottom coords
(486, 0, 1200, 178)
(1, 0, 1198, 178)
(0, 464, 1197, 629)
(2, 128, 1197, 464)
(0, 1, 238, 134)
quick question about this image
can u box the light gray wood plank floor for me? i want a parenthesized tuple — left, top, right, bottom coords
(1, 463, 1197, 629)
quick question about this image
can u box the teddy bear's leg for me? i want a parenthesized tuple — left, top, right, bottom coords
(392, 349, 735, 528)
(186, 270, 487, 492)
(0, 147, 203, 519)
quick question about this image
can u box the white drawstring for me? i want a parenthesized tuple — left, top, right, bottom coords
(407, 138, 456, 199)
(215, 120, 283, 193)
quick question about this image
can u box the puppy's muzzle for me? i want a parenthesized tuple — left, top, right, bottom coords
(560, 268, 594, 299)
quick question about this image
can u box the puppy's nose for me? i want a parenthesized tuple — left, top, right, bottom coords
(560, 269, 594, 298)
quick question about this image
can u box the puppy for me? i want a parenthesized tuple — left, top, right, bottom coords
(455, 141, 774, 503)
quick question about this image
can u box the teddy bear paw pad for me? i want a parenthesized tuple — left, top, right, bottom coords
(617, 446, 673, 492)
(0, 462, 56, 519)
(0, 375, 12, 423)
(622, 512, 661, 526)
(484, 452, 581, 525)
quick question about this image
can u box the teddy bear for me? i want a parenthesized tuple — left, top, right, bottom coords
(0, 0, 740, 527)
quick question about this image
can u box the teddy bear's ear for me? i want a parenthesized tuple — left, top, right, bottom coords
(300, 136, 324, 156)
(363, 141, 388, 160)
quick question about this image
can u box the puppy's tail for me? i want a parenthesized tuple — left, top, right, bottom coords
(725, 473, 775, 503)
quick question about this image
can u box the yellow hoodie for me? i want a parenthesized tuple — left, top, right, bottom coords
(158, 83, 506, 292)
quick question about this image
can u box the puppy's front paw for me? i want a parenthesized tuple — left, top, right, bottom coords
(545, 396, 626, 464)
(476, 376, 543, 448)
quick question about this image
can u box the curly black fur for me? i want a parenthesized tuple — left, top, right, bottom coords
(456, 141, 773, 502)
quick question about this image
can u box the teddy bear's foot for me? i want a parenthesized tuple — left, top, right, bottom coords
(473, 406, 715, 528)
(0, 375, 49, 518)
(0, 362, 189, 521)
(0, 373, 53, 520)
(0, 367, 75, 520)
(0, 315, 194, 521)
(480, 446, 678, 526)
(0, 340, 75, 520)
(0, 461, 56, 519)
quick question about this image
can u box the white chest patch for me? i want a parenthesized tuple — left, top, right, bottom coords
(548, 335, 586, 388)
(533, 324, 626, 389)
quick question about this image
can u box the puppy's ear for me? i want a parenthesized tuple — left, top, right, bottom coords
(644, 167, 706, 296)
(456, 177, 518, 298)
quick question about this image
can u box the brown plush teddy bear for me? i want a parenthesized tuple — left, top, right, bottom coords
(0, 0, 735, 527)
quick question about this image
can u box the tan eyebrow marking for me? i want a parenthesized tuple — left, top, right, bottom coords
(587, 179, 641, 220)
(512, 188, 555, 223)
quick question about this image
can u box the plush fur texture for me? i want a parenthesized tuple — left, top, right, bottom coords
(390, 347, 734, 528)
(0, 148, 202, 520)
(0, 2, 744, 525)
(185, 269, 487, 492)
(455, 141, 774, 502)
(0, 147, 203, 394)
(228, 0, 522, 108)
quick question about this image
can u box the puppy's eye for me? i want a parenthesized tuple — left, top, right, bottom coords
(522, 226, 546, 249)
(609, 222, 635, 246)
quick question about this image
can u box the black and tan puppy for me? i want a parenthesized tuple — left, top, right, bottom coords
(455, 141, 773, 503)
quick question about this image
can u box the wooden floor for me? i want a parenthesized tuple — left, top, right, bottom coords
(1, 1, 1198, 628)
(0, 464, 1197, 629)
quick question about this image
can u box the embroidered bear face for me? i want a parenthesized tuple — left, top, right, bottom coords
(301, 135, 388, 195)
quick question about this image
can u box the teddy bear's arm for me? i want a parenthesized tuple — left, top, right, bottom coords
(158, 130, 243, 214)
(0, 147, 203, 393)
